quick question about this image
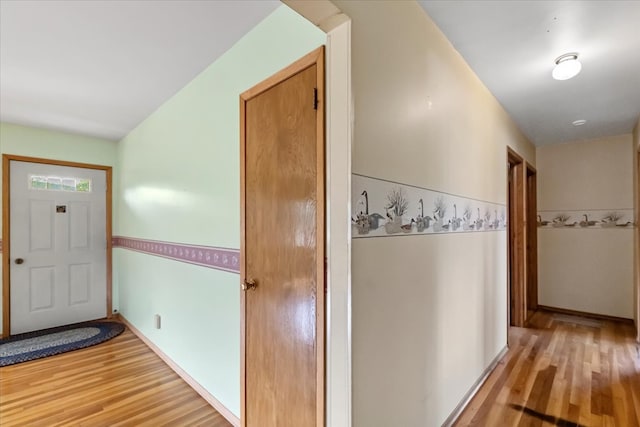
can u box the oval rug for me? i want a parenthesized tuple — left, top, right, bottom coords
(0, 321, 125, 367)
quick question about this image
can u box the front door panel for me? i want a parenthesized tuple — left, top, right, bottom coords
(10, 160, 107, 334)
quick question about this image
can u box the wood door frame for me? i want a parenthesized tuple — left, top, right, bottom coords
(525, 163, 538, 320)
(2, 154, 113, 338)
(637, 148, 640, 342)
(239, 46, 325, 427)
(507, 148, 526, 328)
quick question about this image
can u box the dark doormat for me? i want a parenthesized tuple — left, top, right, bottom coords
(0, 321, 125, 367)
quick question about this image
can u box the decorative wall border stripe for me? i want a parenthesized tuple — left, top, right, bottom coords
(113, 236, 240, 274)
(352, 174, 506, 238)
(537, 209, 635, 229)
(0, 237, 240, 272)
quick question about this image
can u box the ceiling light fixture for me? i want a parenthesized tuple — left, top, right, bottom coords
(572, 119, 587, 126)
(552, 53, 582, 80)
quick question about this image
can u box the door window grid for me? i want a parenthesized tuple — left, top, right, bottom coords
(29, 175, 92, 193)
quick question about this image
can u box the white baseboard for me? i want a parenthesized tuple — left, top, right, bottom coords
(117, 314, 240, 427)
(441, 346, 509, 427)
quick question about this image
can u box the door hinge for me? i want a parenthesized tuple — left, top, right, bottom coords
(313, 88, 318, 110)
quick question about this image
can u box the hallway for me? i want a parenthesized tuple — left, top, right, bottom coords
(455, 310, 640, 426)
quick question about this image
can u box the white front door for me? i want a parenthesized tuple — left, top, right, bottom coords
(10, 161, 107, 334)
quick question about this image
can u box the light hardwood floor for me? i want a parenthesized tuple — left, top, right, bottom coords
(455, 310, 640, 426)
(2, 311, 638, 426)
(0, 327, 232, 427)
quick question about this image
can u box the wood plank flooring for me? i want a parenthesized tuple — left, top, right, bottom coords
(2, 311, 637, 426)
(0, 327, 232, 427)
(455, 310, 640, 426)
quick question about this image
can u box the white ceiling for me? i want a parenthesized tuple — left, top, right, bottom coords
(419, 1, 640, 146)
(0, 0, 280, 141)
(2, 1, 639, 146)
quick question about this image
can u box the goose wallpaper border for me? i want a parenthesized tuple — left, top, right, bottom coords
(351, 174, 507, 238)
(536, 209, 635, 229)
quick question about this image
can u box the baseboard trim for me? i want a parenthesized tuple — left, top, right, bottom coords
(538, 305, 634, 324)
(117, 314, 240, 427)
(441, 345, 509, 427)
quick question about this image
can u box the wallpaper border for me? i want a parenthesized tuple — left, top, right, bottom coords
(0, 237, 240, 273)
(352, 173, 507, 239)
(537, 208, 635, 229)
(113, 236, 240, 274)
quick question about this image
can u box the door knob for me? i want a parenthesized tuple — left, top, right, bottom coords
(15, 258, 24, 265)
(241, 279, 257, 291)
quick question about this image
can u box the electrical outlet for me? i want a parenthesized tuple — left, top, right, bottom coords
(154, 314, 161, 329)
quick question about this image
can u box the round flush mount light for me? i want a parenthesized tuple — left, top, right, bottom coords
(552, 53, 582, 80)
(572, 119, 587, 126)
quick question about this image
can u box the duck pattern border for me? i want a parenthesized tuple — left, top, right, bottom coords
(537, 209, 635, 229)
(113, 236, 240, 274)
(352, 174, 506, 238)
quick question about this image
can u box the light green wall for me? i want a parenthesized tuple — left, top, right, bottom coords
(115, 5, 325, 417)
(0, 122, 118, 333)
(0, 122, 117, 164)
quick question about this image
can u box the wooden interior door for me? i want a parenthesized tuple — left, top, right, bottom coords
(240, 47, 325, 427)
(507, 148, 526, 327)
(525, 164, 538, 321)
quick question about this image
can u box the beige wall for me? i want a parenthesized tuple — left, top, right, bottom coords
(537, 135, 634, 318)
(634, 119, 640, 336)
(332, 1, 534, 425)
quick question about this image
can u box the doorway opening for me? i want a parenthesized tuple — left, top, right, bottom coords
(507, 148, 526, 328)
(507, 149, 538, 332)
(636, 148, 640, 342)
(526, 164, 538, 322)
